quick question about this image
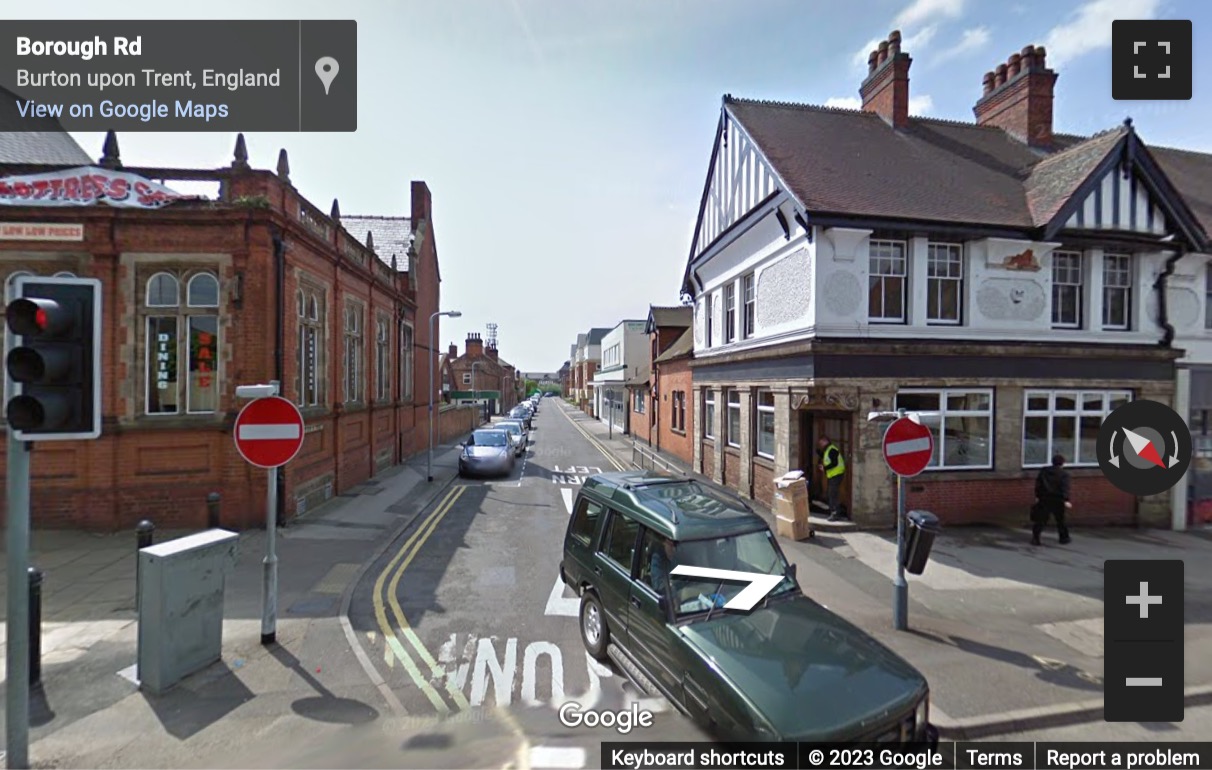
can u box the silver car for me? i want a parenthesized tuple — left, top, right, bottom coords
(495, 420, 528, 456)
(458, 429, 515, 477)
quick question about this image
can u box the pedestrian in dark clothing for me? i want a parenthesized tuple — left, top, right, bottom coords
(1032, 454, 1072, 545)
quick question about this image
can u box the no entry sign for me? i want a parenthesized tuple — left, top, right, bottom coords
(234, 396, 305, 469)
(882, 416, 934, 477)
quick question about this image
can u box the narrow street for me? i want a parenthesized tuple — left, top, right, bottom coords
(345, 402, 709, 765)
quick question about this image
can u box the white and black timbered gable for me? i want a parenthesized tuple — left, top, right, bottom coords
(688, 105, 787, 261)
(1047, 126, 1208, 251)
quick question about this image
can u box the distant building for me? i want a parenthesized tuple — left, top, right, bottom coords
(448, 334, 520, 417)
(592, 320, 648, 431)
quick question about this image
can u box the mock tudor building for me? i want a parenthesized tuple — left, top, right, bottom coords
(683, 32, 1211, 528)
(0, 133, 476, 530)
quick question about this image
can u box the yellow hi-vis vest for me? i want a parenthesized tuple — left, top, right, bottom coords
(824, 444, 846, 478)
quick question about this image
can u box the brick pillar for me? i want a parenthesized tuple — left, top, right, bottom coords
(994, 384, 1026, 472)
(738, 389, 753, 498)
(692, 388, 703, 471)
(711, 389, 724, 484)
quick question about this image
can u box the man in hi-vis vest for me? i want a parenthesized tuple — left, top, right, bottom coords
(817, 435, 847, 521)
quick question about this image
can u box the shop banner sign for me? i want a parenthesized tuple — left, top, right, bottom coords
(0, 166, 189, 208)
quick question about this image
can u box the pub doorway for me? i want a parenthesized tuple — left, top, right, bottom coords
(798, 410, 854, 516)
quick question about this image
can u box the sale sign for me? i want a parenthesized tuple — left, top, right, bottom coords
(0, 166, 190, 209)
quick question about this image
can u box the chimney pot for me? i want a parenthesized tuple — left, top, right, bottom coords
(1036, 46, 1047, 67)
(995, 63, 1008, 86)
(868, 50, 879, 73)
(878, 40, 889, 64)
(982, 71, 996, 95)
(1007, 53, 1022, 78)
(888, 29, 901, 55)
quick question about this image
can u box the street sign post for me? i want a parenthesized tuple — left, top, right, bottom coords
(878, 411, 935, 631)
(233, 388, 303, 645)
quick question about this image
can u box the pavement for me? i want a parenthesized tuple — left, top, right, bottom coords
(566, 403, 1212, 740)
(2, 400, 1210, 769)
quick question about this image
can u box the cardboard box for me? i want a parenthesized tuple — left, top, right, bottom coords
(772, 477, 809, 522)
(776, 515, 812, 541)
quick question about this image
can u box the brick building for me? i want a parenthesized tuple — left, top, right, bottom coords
(628, 306, 692, 457)
(681, 32, 1211, 527)
(573, 328, 611, 415)
(447, 334, 521, 417)
(0, 132, 476, 530)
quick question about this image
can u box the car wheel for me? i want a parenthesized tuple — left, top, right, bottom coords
(580, 591, 610, 660)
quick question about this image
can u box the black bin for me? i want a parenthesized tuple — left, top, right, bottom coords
(902, 510, 941, 575)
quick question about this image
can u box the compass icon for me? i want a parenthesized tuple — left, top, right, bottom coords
(1098, 399, 1192, 496)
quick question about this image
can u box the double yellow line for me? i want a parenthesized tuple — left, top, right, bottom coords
(558, 404, 628, 472)
(372, 484, 472, 714)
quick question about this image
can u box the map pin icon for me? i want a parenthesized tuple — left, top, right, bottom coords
(315, 57, 339, 95)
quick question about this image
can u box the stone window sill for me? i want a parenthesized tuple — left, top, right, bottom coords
(753, 454, 775, 469)
(724, 446, 741, 458)
(671, 428, 686, 436)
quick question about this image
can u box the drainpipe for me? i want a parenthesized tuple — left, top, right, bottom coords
(1155, 245, 1186, 348)
(272, 229, 286, 525)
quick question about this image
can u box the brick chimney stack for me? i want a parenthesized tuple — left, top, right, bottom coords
(974, 45, 1057, 147)
(448, 343, 457, 358)
(860, 30, 912, 129)
(486, 343, 499, 360)
(465, 333, 484, 358)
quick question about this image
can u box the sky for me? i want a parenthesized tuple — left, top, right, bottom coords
(14, 0, 1211, 372)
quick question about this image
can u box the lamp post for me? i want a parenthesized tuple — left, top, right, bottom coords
(472, 361, 483, 424)
(428, 310, 462, 482)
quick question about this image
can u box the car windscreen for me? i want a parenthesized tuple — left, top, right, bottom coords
(665, 530, 796, 617)
(472, 431, 508, 447)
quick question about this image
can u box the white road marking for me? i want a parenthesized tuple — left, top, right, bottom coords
(522, 641, 565, 706)
(530, 747, 587, 768)
(545, 577, 580, 616)
(885, 437, 931, 456)
(464, 636, 567, 708)
(572, 652, 612, 709)
(561, 487, 574, 515)
(237, 423, 300, 440)
(469, 637, 516, 707)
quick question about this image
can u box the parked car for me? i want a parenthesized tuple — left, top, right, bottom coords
(496, 418, 529, 448)
(494, 421, 527, 456)
(508, 406, 532, 430)
(559, 470, 939, 745)
(457, 429, 515, 478)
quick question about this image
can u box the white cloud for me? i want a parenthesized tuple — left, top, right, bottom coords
(852, 25, 940, 69)
(894, 0, 966, 29)
(935, 26, 991, 63)
(823, 94, 934, 115)
(1043, 0, 1162, 66)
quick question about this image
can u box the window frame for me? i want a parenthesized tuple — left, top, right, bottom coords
(1022, 389, 1133, 468)
(375, 315, 391, 402)
(755, 390, 775, 459)
(704, 390, 716, 440)
(726, 389, 742, 448)
(868, 239, 908, 324)
(1051, 250, 1084, 329)
(343, 302, 364, 404)
(893, 388, 995, 470)
(723, 283, 736, 343)
(1101, 253, 1133, 331)
(569, 497, 605, 548)
(705, 294, 714, 347)
(399, 320, 414, 402)
(597, 509, 641, 577)
(296, 288, 325, 408)
(141, 269, 221, 416)
(926, 242, 962, 325)
(462, 372, 472, 385)
(742, 272, 756, 339)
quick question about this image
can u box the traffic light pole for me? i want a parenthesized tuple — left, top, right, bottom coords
(261, 381, 280, 646)
(6, 430, 31, 769)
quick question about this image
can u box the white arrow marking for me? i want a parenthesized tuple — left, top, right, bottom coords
(1123, 427, 1152, 456)
(886, 437, 931, 456)
(669, 565, 783, 611)
(1170, 431, 1182, 467)
(238, 423, 300, 440)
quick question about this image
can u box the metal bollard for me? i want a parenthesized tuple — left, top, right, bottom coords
(29, 566, 43, 687)
(135, 519, 154, 609)
(207, 492, 222, 529)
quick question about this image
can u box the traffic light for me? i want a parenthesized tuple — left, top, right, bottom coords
(5, 276, 102, 440)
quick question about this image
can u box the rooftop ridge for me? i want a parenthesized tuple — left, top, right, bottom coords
(1027, 125, 1128, 172)
(340, 213, 411, 220)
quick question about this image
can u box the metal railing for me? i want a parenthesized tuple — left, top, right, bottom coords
(630, 441, 683, 474)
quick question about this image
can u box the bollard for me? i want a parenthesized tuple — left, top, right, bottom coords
(28, 566, 42, 687)
(135, 519, 154, 609)
(207, 492, 222, 529)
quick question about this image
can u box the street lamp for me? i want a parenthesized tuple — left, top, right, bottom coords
(472, 360, 483, 424)
(428, 310, 462, 482)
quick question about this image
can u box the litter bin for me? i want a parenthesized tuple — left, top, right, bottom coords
(902, 510, 940, 575)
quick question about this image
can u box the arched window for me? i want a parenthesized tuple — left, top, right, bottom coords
(141, 269, 219, 416)
(297, 290, 305, 316)
(297, 287, 326, 408)
(187, 273, 220, 307)
(344, 304, 364, 403)
(146, 272, 179, 307)
(308, 296, 318, 321)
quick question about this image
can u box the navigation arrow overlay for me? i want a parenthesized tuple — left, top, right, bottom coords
(1124, 427, 1167, 469)
(1169, 432, 1182, 468)
(669, 565, 784, 612)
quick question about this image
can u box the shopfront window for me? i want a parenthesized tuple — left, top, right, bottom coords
(143, 270, 221, 415)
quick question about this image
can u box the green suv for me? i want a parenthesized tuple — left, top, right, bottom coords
(559, 470, 939, 744)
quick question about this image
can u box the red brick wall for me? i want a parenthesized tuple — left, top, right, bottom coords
(702, 442, 715, 477)
(753, 460, 775, 508)
(906, 473, 1135, 526)
(630, 387, 652, 444)
(0, 167, 449, 532)
(655, 358, 693, 465)
(723, 448, 740, 490)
